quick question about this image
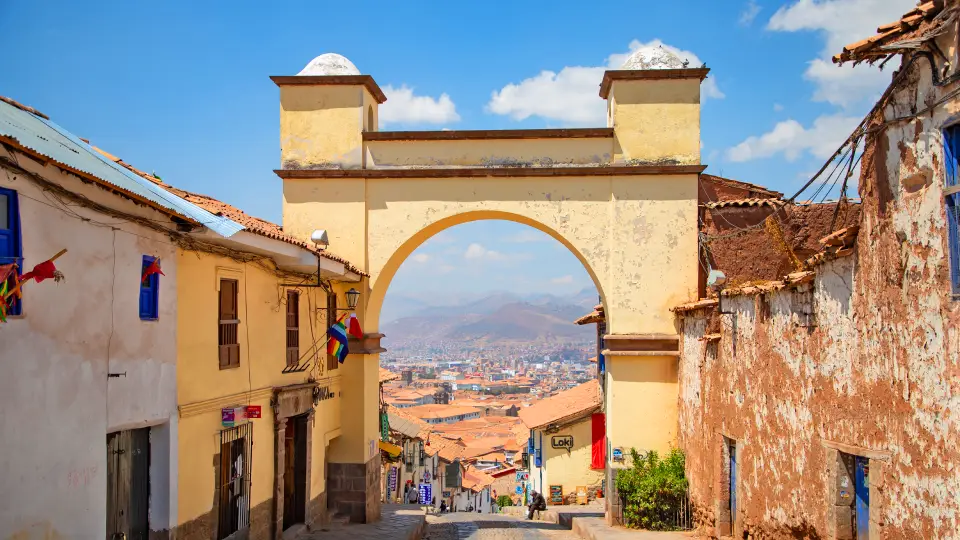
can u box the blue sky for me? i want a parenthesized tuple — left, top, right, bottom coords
(0, 0, 915, 300)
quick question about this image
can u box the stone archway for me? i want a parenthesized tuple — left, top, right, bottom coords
(272, 55, 709, 522)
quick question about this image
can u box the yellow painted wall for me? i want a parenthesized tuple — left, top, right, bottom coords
(175, 248, 352, 526)
(605, 355, 679, 458)
(610, 78, 701, 165)
(279, 85, 376, 169)
(277, 72, 705, 471)
(366, 137, 613, 168)
(541, 419, 604, 498)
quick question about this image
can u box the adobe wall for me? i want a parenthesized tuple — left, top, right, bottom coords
(677, 49, 960, 539)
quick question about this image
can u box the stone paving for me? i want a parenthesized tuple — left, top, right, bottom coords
(300, 504, 426, 540)
(424, 512, 581, 540)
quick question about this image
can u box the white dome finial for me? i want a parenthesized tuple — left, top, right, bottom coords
(297, 53, 361, 76)
(620, 45, 688, 70)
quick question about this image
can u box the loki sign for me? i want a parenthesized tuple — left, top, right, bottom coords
(551, 435, 574, 449)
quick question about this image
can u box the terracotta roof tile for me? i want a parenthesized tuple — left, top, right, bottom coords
(833, 1, 950, 64)
(704, 198, 786, 209)
(87, 146, 367, 276)
(518, 380, 601, 430)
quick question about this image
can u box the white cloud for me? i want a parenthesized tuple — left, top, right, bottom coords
(487, 39, 722, 125)
(726, 0, 912, 164)
(740, 0, 762, 26)
(503, 230, 548, 243)
(767, 0, 913, 108)
(379, 85, 460, 126)
(803, 58, 891, 107)
(410, 253, 430, 263)
(725, 113, 860, 162)
(550, 275, 574, 285)
(464, 243, 503, 260)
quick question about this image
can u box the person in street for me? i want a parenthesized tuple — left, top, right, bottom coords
(439, 500, 447, 513)
(407, 485, 419, 504)
(527, 490, 546, 520)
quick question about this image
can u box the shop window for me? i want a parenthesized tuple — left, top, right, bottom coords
(139, 256, 160, 320)
(944, 126, 960, 297)
(0, 187, 22, 316)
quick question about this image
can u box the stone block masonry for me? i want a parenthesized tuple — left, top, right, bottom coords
(327, 455, 382, 523)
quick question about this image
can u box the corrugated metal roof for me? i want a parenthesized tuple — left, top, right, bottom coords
(0, 100, 243, 238)
(388, 413, 426, 439)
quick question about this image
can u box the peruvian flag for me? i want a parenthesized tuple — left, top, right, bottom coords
(347, 313, 363, 339)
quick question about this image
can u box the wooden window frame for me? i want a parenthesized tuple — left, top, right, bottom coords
(944, 126, 960, 299)
(0, 187, 23, 316)
(219, 278, 240, 369)
(326, 292, 338, 372)
(285, 290, 300, 368)
(139, 255, 160, 320)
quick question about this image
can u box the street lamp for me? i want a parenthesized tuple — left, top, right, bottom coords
(346, 288, 361, 310)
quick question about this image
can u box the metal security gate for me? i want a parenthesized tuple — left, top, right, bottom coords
(218, 423, 252, 540)
(107, 428, 150, 540)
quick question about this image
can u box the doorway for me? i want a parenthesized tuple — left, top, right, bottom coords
(106, 428, 150, 540)
(283, 414, 308, 530)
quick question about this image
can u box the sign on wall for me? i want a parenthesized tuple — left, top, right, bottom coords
(246, 405, 262, 418)
(221, 406, 247, 427)
(551, 435, 574, 449)
(418, 483, 432, 505)
(515, 471, 530, 482)
(423, 470, 432, 483)
(389, 467, 398, 492)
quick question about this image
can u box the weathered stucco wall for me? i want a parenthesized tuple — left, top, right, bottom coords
(610, 78, 701, 165)
(365, 137, 613, 168)
(175, 249, 348, 530)
(0, 148, 179, 539)
(535, 419, 604, 500)
(677, 48, 960, 538)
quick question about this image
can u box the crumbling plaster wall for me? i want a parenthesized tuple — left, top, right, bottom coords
(679, 50, 960, 539)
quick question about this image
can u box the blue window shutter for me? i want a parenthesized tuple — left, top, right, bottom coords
(948, 193, 960, 295)
(0, 187, 22, 316)
(139, 255, 160, 320)
(945, 127, 960, 296)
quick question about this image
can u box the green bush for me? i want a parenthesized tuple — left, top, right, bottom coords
(614, 448, 688, 530)
(496, 495, 513, 507)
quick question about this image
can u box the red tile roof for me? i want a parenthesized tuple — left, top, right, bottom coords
(833, 1, 950, 64)
(87, 145, 366, 276)
(519, 380, 601, 430)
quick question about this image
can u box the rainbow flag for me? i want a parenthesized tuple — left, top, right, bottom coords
(327, 314, 349, 363)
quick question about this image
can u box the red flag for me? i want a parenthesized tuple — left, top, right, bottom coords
(348, 313, 363, 339)
(142, 258, 165, 285)
(19, 260, 58, 283)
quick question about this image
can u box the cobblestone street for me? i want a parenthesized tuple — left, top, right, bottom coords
(423, 512, 581, 540)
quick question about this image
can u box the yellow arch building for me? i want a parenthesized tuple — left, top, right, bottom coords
(273, 49, 708, 523)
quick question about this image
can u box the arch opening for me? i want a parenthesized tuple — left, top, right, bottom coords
(366, 210, 607, 339)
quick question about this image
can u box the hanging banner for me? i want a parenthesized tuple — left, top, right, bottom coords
(389, 467, 398, 492)
(381, 412, 390, 442)
(418, 483, 432, 505)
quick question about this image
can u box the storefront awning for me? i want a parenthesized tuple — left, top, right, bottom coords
(379, 440, 402, 457)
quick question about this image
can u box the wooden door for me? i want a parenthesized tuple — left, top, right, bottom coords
(106, 429, 150, 540)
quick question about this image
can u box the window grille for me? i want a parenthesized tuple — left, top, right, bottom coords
(218, 423, 252, 539)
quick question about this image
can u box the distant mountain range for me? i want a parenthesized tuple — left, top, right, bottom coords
(380, 288, 598, 323)
(380, 289, 598, 346)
